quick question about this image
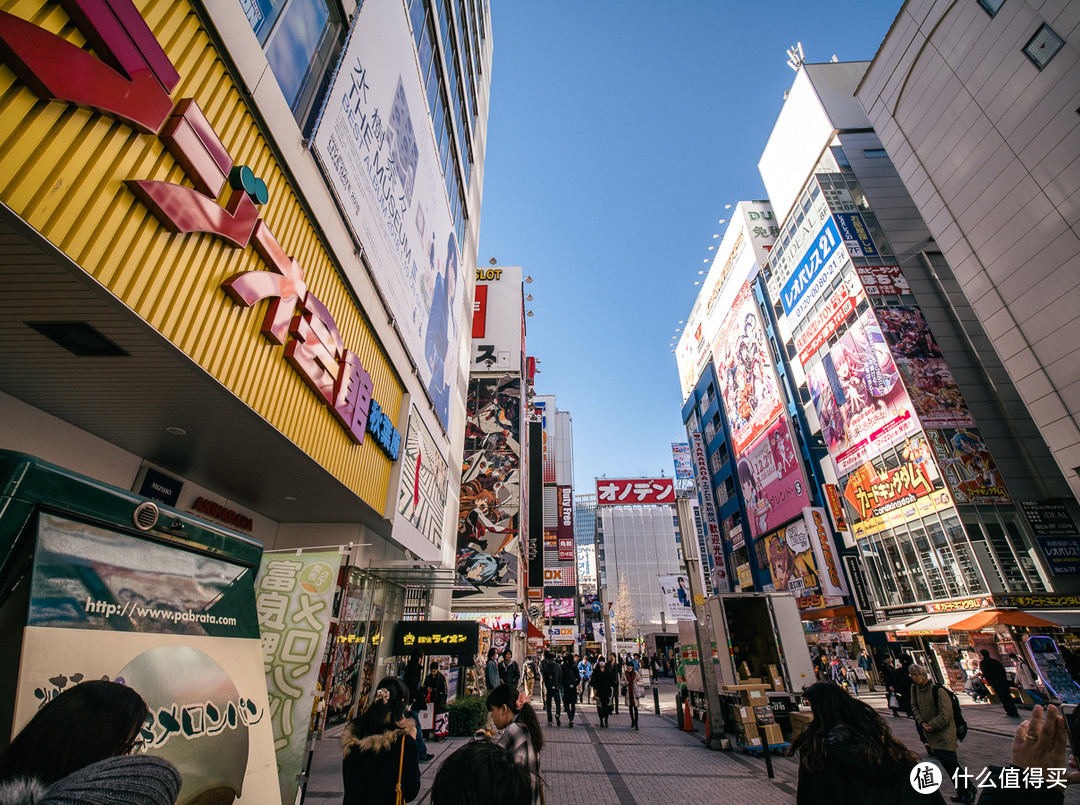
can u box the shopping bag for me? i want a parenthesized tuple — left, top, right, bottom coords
(434, 711, 449, 738)
(418, 707, 434, 730)
(888, 692, 900, 710)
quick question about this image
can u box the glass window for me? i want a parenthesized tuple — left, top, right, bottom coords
(1023, 24, 1065, 70)
(977, 0, 1006, 17)
(264, 0, 331, 108)
(863, 148, 889, 158)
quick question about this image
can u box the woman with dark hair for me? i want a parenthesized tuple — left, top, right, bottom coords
(486, 684, 543, 805)
(792, 682, 944, 804)
(342, 676, 421, 805)
(624, 661, 641, 730)
(430, 740, 531, 805)
(0, 680, 151, 787)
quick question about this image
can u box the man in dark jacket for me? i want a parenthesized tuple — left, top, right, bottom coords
(500, 649, 521, 689)
(590, 658, 616, 727)
(980, 649, 1019, 717)
(561, 652, 580, 728)
(401, 650, 433, 761)
(541, 650, 563, 725)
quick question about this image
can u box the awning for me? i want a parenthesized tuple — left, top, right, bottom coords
(949, 609, 1060, 631)
(362, 564, 459, 589)
(894, 611, 978, 636)
(869, 614, 926, 633)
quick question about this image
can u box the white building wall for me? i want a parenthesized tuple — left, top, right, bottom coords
(601, 505, 682, 632)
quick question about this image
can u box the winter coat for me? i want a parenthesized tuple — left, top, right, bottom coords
(0, 756, 181, 805)
(502, 660, 521, 689)
(796, 725, 945, 805)
(561, 661, 580, 703)
(979, 656, 1009, 689)
(342, 720, 421, 805)
(424, 671, 448, 712)
(495, 719, 540, 805)
(590, 667, 616, 699)
(485, 658, 501, 691)
(910, 681, 957, 752)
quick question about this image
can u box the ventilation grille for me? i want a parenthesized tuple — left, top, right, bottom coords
(133, 502, 159, 531)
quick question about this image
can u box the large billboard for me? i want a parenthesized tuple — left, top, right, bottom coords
(736, 415, 811, 539)
(596, 477, 676, 506)
(807, 309, 920, 475)
(713, 281, 783, 456)
(671, 442, 693, 480)
(396, 409, 449, 548)
(312, 0, 462, 428)
(778, 216, 848, 325)
(17, 515, 280, 805)
(762, 516, 821, 600)
(456, 377, 521, 601)
(470, 266, 523, 372)
(926, 427, 1011, 504)
(877, 306, 975, 429)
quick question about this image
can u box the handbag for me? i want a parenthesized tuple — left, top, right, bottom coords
(888, 691, 900, 710)
(394, 734, 405, 805)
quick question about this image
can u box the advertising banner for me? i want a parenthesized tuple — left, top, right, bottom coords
(658, 575, 696, 622)
(557, 486, 574, 560)
(534, 398, 557, 484)
(804, 508, 849, 599)
(312, 0, 462, 428)
(547, 625, 577, 643)
(543, 566, 577, 586)
(691, 432, 729, 591)
(470, 266, 523, 371)
(834, 212, 879, 257)
(849, 488, 954, 540)
(256, 553, 338, 805)
(778, 217, 848, 324)
(713, 281, 783, 456)
(672, 442, 693, 480)
(762, 517, 821, 600)
(877, 306, 975, 429)
(1020, 501, 1080, 537)
(595, 477, 675, 506)
(19, 514, 280, 805)
(823, 483, 849, 532)
(926, 427, 1010, 504)
(1036, 539, 1080, 576)
(456, 377, 521, 600)
(544, 598, 575, 618)
(396, 409, 449, 548)
(795, 282, 861, 366)
(392, 620, 479, 655)
(842, 460, 942, 521)
(855, 264, 910, 297)
(807, 309, 919, 475)
(736, 415, 811, 539)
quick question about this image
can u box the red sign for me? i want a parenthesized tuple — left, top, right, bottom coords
(795, 285, 858, 365)
(558, 538, 575, 561)
(0, 0, 400, 457)
(595, 478, 675, 506)
(843, 461, 938, 521)
(823, 483, 848, 532)
(471, 284, 488, 338)
(855, 265, 909, 296)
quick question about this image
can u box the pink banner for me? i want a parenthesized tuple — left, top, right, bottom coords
(736, 415, 811, 539)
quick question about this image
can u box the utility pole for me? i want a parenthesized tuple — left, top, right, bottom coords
(675, 496, 725, 750)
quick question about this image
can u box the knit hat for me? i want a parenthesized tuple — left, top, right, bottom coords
(41, 757, 181, 805)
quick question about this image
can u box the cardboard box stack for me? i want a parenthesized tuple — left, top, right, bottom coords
(767, 664, 785, 691)
(725, 684, 773, 747)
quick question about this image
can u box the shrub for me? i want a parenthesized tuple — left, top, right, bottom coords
(447, 695, 487, 736)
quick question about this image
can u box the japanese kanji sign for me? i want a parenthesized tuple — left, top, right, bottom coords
(392, 620, 479, 656)
(595, 478, 676, 506)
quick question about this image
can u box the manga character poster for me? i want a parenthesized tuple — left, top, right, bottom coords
(396, 409, 449, 548)
(762, 518, 821, 599)
(807, 309, 919, 475)
(712, 281, 783, 456)
(736, 415, 811, 539)
(927, 427, 1011, 503)
(876, 306, 975, 429)
(16, 514, 280, 805)
(456, 377, 521, 600)
(658, 574, 696, 622)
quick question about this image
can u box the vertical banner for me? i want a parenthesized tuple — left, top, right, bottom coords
(557, 486, 574, 560)
(804, 507, 849, 599)
(17, 514, 280, 805)
(691, 432, 730, 591)
(396, 409, 449, 547)
(658, 575, 697, 621)
(735, 414, 811, 538)
(256, 552, 340, 805)
(671, 442, 693, 479)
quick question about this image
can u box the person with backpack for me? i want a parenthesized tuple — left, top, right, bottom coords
(540, 651, 563, 726)
(1009, 651, 1046, 706)
(910, 664, 973, 804)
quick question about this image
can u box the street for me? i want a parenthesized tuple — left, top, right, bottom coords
(302, 678, 1080, 804)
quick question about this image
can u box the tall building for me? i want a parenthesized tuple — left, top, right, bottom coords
(757, 61, 1078, 666)
(857, 0, 1080, 507)
(574, 492, 598, 594)
(0, 0, 493, 773)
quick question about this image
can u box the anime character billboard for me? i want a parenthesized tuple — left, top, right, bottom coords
(927, 427, 1011, 503)
(736, 415, 811, 539)
(762, 517, 821, 600)
(455, 377, 521, 600)
(712, 281, 783, 456)
(807, 309, 919, 476)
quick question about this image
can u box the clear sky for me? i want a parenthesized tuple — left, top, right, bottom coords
(476, 2, 903, 492)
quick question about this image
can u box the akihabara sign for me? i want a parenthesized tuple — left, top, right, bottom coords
(558, 486, 574, 560)
(0, 0, 400, 459)
(596, 478, 675, 506)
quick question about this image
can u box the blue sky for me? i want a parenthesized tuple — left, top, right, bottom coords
(476, 3, 902, 492)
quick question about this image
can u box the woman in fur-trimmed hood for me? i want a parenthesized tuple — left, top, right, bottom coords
(342, 677, 421, 805)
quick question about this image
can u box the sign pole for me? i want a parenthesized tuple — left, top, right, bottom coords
(676, 496, 725, 750)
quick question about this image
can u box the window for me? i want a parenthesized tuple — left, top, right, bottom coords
(1023, 24, 1065, 70)
(863, 149, 889, 158)
(977, 0, 1006, 17)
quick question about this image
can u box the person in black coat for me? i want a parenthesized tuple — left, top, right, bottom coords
(979, 649, 1019, 717)
(893, 656, 913, 718)
(589, 658, 616, 727)
(342, 677, 421, 805)
(561, 653, 580, 728)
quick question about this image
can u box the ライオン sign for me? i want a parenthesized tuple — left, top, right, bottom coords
(0, 0, 403, 505)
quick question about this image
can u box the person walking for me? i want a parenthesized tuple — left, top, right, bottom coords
(1009, 651, 1046, 707)
(522, 655, 537, 700)
(424, 661, 448, 741)
(609, 653, 622, 714)
(979, 649, 1019, 717)
(501, 649, 521, 690)
(540, 650, 563, 726)
(561, 652, 580, 728)
(893, 656, 914, 717)
(487, 684, 544, 805)
(590, 657, 616, 727)
(858, 649, 877, 692)
(342, 677, 422, 805)
(401, 650, 433, 761)
(577, 654, 592, 703)
(485, 648, 501, 693)
(909, 664, 974, 803)
(793, 681, 945, 805)
(624, 661, 641, 730)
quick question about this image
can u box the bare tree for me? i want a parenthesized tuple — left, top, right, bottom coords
(611, 572, 636, 640)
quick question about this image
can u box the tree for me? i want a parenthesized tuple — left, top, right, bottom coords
(611, 572, 636, 640)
